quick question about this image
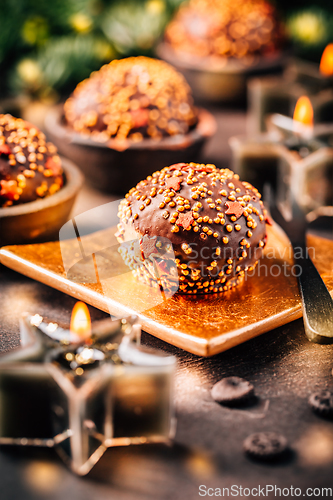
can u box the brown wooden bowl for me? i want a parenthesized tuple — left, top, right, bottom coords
(0, 157, 83, 247)
(44, 105, 216, 194)
(157, 43, 289, 104)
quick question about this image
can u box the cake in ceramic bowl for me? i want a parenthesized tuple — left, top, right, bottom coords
(44, 57, 216, 194)
(0, 114, 64, 208)
(158, 0, 287, 102)
(64, 56, 198, 143)
(0, 113, 82, 245)
(117, 162, 268, 294)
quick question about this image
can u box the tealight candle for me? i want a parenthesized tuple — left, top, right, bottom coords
(230, 96, 333, 212)
(0, 303, 176, 475)
(265, 96, 322, 156)
(248, 44, 333, 134)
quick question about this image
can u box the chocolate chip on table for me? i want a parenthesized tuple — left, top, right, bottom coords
(244, 432, 288, 461)
(308, 390, 333, 418)
(211, 376, 254, 406)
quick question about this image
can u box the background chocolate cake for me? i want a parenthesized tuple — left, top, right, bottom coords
(0, 114, 64, 208)
(64, 56, 198, 146)
(164, 0, 285, 62)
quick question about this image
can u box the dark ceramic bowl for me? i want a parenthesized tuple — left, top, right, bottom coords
(0, 157, 83, 246)
(157, 43, 288, 104)
(44, 105, 216, 194)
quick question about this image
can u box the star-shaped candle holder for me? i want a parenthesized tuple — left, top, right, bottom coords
(0, 305, 176, 475)
(248, 46, 333, 134)
(230, 111, 333, 213)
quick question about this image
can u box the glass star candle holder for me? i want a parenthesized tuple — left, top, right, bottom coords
(248, 44, 333, 134)
(230, 97, 333, 212)
(0, 304, 176, 475)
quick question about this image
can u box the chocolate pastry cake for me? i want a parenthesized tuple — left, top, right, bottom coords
(117, 162, 268, 294)
(0, 114, 64, 208)
(64, 56, 198, 145)
(164, 0, 284, 61)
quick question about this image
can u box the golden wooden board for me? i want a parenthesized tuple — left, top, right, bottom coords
(1, 224, 333, 356)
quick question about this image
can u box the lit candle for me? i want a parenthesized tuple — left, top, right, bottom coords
(27, 301, 92, 346)
(70, 301, 91, 340)
(320, 44, 333, 76)
(293, 96, 314, 127)
(266, 96, 319, 151)
(231, 97, 333, 212)
(248, 44, 333, 134)
(0, 303, 176, 475)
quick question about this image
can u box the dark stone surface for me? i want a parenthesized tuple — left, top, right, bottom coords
(1, 110, 333, 499)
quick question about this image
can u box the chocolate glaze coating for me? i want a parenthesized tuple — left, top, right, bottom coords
(0, 114, 64, 208)
(64, 56, 198, 145)
(117, 163, 268, 294)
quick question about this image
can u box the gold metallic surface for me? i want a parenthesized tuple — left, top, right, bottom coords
(1, 224, 333, 356)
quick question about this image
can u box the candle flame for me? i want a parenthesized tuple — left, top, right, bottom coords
(70, 302, 91, 340)
(293, 96, 313, 127)
(320, 43, 333, 76)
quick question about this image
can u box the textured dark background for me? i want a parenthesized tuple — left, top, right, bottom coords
(0, 109, 333, 500)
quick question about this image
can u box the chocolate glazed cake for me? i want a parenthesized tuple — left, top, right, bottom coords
(117, 163, 268, 295)
(0, 114, 64, 208)
(64, 56, 198, 145)
(164, 0, 285, 61)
